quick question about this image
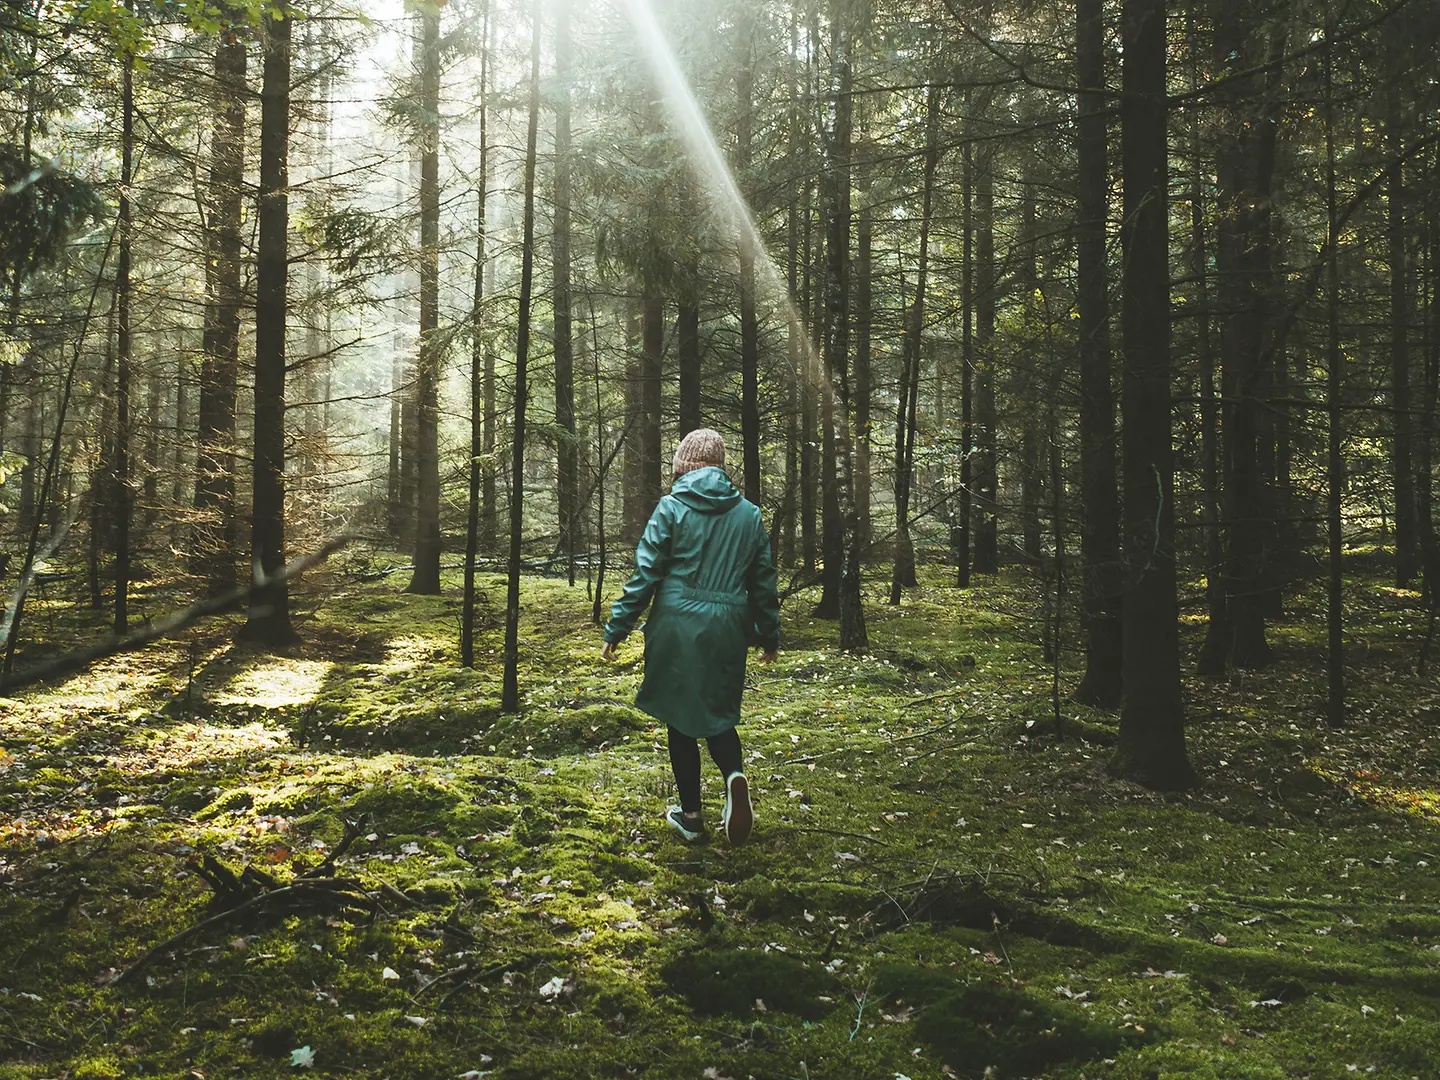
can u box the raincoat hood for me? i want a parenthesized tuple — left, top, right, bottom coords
(670, 466, 742, 514)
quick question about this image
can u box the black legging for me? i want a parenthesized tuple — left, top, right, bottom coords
(668, 726, 744, 815)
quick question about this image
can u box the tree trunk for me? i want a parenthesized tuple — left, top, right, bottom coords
(678, 259, 701, 436)
(408, 1, 443, 595)
(113, 16, 134, 636)
(956, 139, 973, 587)
(641, 286, 663, 514)
(1388, 36, 1418, 588)
(195, 28, 245, 595)
(1019, 177, 1043, 567)
(1113, 0, 1195, 789)
(826, 0, 866, 651)
(553, 0, 577, 585)
(143, 372, 161, 530)
(1204, 9, 1279, 671)
(461, 4, 489, 669)
(502, 9, 541, 713)
(1072, 0, 1122, 708)
(891, 79, 939, 603)
(736, 17, 761, 506)
(974, 145, 998, 573)
(1323, 26, 1345, 725)
(801, 183, 818, 571)
(855, 173, 873, 554)
(242, 7, 297, 646)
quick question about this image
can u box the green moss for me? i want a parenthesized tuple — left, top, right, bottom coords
(664, 945, 838, 1019)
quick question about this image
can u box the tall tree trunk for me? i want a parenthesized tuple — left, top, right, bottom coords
(553, 0, 577, 584)
(826, 0, 866, 651)
(956, 138, 973, 587)
(678, 257, 701, 436)
(113, 12, 134, 636)
(1388, 32, 1418, 588)
(974, 145, 998, 573)
(408, 1, 443, 595)
(854, 172, 873, 554)
(1073, 0, 1122, 708)
(736, 17, 761, 506)
(143, 372, 161, 530)
(1204, 9, 1279, 671)
(1422, 142, 1440, 608)
(501, 6, 541, 713)
(461, 3, 489, 669)
(891, 79, 940, 603)
(622, 306, 643, 542)
(641, 286, 663, 514)
(1193, 9, 1227, 677)
(1114, 0, 1195, 788)
(1019, 176, 1043, 566)
(1323, 25, 1345, 725)
(801, 183, 818, 571)
(242, 6, 297, 646)
(482, 250, 497, 551)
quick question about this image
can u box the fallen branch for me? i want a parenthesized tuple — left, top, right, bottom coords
(0, 536, 351, 693)
(112, 877, 376, 985)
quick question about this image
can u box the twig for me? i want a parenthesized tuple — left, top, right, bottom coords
(112, 881, 375, 984)
(773, 825, 892, 847)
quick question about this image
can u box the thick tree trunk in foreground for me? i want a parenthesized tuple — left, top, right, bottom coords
(1073, 0, 1122, 708)
(1114, 0, 1195, 788)
(956, 140, 973, 588)
(1323, 29, 1345, 725)
(242, 9, 297, 646)
(502, 10, 541, 713)
(408, 2, 443, 595)
(736, 19, 761, 506)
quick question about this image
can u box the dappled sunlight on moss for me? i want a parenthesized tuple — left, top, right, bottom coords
(208, 657, 334, 708)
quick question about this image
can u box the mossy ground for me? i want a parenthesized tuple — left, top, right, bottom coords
(2, 559, 1439, 1079)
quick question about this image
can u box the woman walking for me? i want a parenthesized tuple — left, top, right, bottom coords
(601, 429, 780, 844)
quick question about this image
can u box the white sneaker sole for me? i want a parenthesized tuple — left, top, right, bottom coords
(723, 774, 753, 845)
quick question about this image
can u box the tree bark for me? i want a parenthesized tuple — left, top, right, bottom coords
(408, 1, 443, 595)
(553, 0, 577, 585)
(1387, 30, 1418, 589)
(1072, 0, 1122, 708)
(641, 286, 663, 514)
(1113, 0, 1195, 789)
(891, 79, 940, 603)
(1323, 25, 1345, 726)
(502, 9, 542, 713)
(113, 11, 134, 636)
(736, 17, 761, 506)
(194, 25, 245, 598)
(242, 7, 297, 646)
(461, 3, 489, 669)
(956, 139, 973, 588)
(974, 144, 998, 574)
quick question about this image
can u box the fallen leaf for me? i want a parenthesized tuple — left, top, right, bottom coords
(290, 1046, 316, 1069)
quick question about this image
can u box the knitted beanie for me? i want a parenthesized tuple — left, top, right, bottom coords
(672, 427, 726, 477)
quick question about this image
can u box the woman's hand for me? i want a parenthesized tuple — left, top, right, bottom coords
(758, 647, 779, 665)
(601, 641, 619, 662)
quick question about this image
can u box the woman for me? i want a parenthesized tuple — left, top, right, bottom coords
(601, 428, 780, 844)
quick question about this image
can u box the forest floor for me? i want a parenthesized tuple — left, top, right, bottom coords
(2, 558, 1440, 1080)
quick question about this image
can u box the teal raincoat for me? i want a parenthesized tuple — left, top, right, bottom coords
(605, 466, 781, 739)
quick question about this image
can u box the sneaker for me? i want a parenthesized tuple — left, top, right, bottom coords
(665, 806, 705, 842)
(722, 773, 753, 845)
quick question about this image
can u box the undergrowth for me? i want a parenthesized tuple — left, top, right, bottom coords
(1, 562, 1438, 1079)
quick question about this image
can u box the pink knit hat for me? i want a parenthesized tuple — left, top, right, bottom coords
(672, 427, 726, 477)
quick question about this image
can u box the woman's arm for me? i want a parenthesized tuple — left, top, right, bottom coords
(604, 500, 674, 644)
(746, 516, 781, 654)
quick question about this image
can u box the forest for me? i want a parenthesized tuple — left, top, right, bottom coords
(2, 0, 1440, 1074)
